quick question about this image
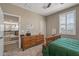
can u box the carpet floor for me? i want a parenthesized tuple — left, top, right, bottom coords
(4, 44, 43, 56)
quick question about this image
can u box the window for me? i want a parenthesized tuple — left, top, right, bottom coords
(59, 10, 76, 35)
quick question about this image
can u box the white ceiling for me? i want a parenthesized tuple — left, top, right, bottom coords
(12, 3, 77, 16)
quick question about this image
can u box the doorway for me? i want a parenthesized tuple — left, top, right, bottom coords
(3, 13, 21, 53)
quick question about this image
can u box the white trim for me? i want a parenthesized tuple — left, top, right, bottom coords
(3, 12, 20, 18)
(18, 15, 21, 48)
(3, 12, 21, 48)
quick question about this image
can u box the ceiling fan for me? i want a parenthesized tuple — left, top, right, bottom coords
(43, 3, 64, 9)
(47, 3, 51, 8)
(43, 3, 51, 9)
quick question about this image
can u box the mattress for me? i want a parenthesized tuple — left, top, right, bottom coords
(43, 38, 79, 56)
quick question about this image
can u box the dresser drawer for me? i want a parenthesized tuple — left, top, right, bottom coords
(21, 34, 44, 50)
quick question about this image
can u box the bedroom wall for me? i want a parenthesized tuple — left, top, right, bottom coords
(46, 4, 79, 39)
(0, 3, 46, 36)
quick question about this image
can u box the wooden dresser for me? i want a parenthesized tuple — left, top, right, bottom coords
(21, 34, 44, 50)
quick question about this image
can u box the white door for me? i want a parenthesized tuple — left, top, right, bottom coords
(0, 7, 4, 56)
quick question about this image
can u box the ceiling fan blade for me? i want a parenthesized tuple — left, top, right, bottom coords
(43, 3, 52, 9)
(47, 3, 51, 8)
(60, 3, 64, 4)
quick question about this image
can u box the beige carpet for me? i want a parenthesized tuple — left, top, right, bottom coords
(4, 44, 43, 56)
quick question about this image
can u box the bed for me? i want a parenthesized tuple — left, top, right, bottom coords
(42, 38, 79, 56)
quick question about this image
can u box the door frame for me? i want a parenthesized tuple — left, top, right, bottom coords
(3, 12, 21, 48)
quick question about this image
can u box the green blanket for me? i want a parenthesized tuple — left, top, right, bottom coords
(42, 38, 79, 56)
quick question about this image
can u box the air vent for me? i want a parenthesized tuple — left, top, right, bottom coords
(24, 3, 32, 9)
